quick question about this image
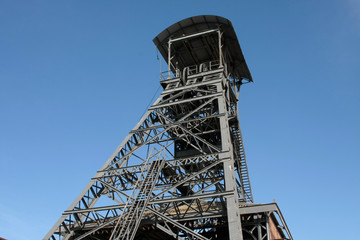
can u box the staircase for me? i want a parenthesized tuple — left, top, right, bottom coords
(110, 159, 165, 240)
(232, 127, 253, 203)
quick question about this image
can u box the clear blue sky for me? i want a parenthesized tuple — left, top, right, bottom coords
(1, 1, 359, 239)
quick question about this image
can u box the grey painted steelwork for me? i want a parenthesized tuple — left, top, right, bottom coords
(44, 15, 292, 240)
(153, 15, 252, 82)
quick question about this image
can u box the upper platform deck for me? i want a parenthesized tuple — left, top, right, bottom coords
(153, 15, 253, 82)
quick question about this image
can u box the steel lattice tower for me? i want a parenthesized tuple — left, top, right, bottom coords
(45, 15, 292, 240)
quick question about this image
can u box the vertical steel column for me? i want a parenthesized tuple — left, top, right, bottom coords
(218, 30, 223, 68)
(217, 79, 243, 240)
(168, 40, 172, 79)
(266, 214, 271, 240)
(257, 215, 262, 240)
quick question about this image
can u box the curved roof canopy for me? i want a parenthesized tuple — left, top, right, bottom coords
(153, 15, 252, 82)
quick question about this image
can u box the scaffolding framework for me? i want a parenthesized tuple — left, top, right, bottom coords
(44, 15, 292, 240)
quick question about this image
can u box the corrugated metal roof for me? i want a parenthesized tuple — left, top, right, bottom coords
(153, 15, 252, 82)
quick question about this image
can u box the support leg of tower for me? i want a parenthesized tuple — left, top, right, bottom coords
(218, 80, 243, 240)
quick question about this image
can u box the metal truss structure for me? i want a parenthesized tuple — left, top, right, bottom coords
(44, 15, 293, 240)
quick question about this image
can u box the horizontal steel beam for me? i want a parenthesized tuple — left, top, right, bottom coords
(148, 208, 211, 240)
(150, 92, 222, 110)
(130, 114, 224, 133)
(64, 191, 233, 215)
(238, 203, 278, 215)
(169, 28, 219, 43)
(162, 77, 222, 94)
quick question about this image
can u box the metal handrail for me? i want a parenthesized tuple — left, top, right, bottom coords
(160, 60, 221, 82)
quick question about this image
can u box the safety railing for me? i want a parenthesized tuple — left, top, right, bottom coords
(160, 60, 221, 81)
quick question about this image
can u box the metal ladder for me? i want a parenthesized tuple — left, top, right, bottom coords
(232, 127, 253, 203)
(110, 159, 165, 240)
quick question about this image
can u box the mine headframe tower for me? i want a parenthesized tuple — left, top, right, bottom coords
(44, 15, 293, 240)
